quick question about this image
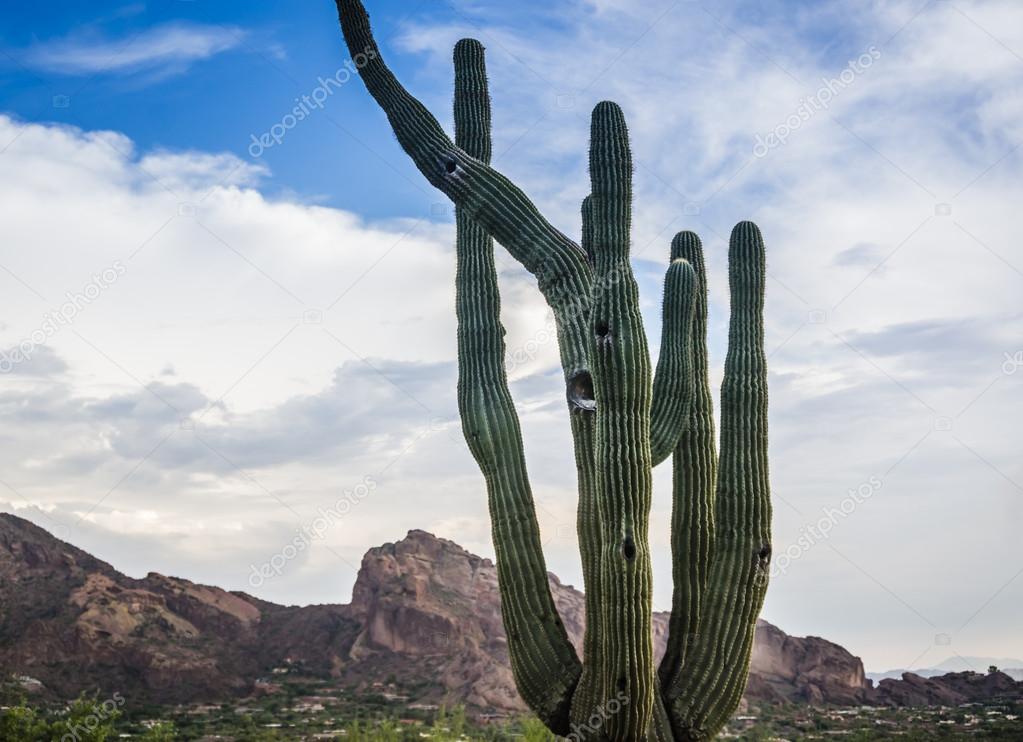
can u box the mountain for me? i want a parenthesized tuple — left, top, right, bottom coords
(874, 671, 1023, 707)
(341, 528, 874, 710)
(745, 621, 872, 706)
(868, 656, 1023, 683)
(1, 513, 1018, 713)
(0, 512, 358, 704)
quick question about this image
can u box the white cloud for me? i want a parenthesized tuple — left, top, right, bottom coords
(19, 22, 246, 75)
(138, 150, 269, 192)
(0, 112, 556, 612)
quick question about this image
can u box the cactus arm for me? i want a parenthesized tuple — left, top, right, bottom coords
(584, 101, 656, 741)
(658, 232, 717, 695)
(335, 4, 605, 732)
(581, 194, 595, 266)
(663, 223, 771, 741)
(332, 15, 603, 692)
(453, 40, 492, 163)
(649, 257, 698, 466)
(569, 192, 608, 728)
(453, 39, 582, 733)
(333, 0, 592, 353)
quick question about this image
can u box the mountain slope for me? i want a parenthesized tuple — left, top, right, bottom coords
(0, 513, 360, 703)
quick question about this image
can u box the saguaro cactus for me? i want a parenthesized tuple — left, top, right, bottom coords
(335, 2, 772, 740)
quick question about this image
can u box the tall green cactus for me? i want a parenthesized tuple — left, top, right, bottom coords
(335, 3, 772, 739)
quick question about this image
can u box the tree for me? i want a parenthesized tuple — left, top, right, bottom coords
(0, 702, 49, 741)
(50, 693, 122, 742)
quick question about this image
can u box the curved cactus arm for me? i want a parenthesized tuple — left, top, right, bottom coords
(333, 12, 602, 687)
(649, 256, 699, 466)
(334, 0, 592, 372)
(658, 232, 717, 695)
(663, 222, 771, 742)
(585, 101, 656, 741)
(453, 39, 582, 733)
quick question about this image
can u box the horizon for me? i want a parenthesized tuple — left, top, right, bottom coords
(1, 0, 1021, 675)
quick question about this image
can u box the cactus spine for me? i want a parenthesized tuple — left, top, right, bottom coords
(336, 2, 772, 739)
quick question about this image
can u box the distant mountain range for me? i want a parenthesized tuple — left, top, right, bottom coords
(869, 658, 1023, 683)
(2, 513, 1022, 713)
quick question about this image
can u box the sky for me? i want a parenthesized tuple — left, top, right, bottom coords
(0, 0, 1021, 674)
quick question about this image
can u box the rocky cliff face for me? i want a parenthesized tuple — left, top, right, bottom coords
(875, 670, 1022, 706)
(0, 514, 375, 703)
(746, 620, 873, 706)
(341, 529, 519, 710)
(3, 514, 1015, 712)
(335, 530, 872, 711)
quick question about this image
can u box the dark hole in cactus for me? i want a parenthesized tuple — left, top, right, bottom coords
(567, 370, 596, 412)
(758, 544, 772, 561)
(616, 676, 627, 692)
(595, 319, 611, 339)
(445, 158, 458, 174)
(622, 534, 636, 561)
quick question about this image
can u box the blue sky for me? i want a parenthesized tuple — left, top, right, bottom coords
(1, 0, 459, 219)
(0, 0, 926, 221)
(1, 0, 1022, 673)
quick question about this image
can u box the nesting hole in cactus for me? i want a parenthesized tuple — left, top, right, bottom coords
(445, 158, 458, 174)
(757, 544, 772, 562)
(616, 676, 627, 692)
(567, 370, 596, 412)
(594, 319, 611, 339)
(622, 534, 636, 561)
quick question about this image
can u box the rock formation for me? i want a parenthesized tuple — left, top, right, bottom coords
(3, 514, 1017, 712)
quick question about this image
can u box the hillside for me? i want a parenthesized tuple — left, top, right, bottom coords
(2, 513, 1018, 714)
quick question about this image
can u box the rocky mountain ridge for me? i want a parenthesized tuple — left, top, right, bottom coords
(2, 514, 1019, 712)
(867, 656, 1023, 683)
